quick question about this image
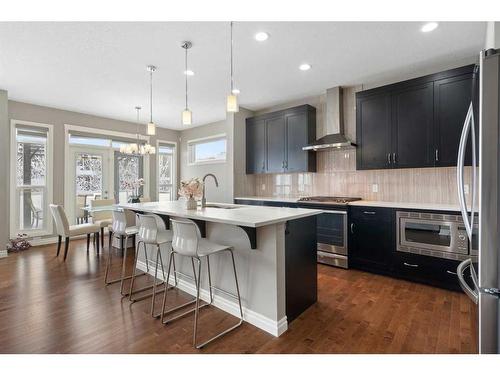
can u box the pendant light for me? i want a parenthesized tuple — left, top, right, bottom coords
(226, 21, 239, 113)
(119, 106, 155, 155)
(146, 65, 157, 135)
(181, 41, 193, 125)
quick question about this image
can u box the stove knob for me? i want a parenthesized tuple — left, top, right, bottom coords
(459, 234, 466, 241)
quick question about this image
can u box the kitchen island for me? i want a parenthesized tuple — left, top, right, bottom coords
(119, 201, 321, 336)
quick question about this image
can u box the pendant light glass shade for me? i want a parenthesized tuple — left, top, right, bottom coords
(226, 94, 239, 113)
(147, 122, 156, 135)
(182, 109, 192, 125)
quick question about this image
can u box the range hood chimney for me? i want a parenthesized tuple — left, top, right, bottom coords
(302, 86, 356, 151)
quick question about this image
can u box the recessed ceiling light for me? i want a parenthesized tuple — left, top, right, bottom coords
(184, 70, 194, 76)
(255, 32, 269, 42)
(232, 88, 240, 95)
(421, 22, 439, 33)
(299, 63, 311, 71)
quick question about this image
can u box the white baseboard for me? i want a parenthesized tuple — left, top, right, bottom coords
(136, 259, 288, 337)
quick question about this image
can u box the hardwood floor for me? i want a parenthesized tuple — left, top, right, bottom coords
(0, 240, 478, 354)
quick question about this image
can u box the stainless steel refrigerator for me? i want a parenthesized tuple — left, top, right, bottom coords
(457, 48, 500, 354)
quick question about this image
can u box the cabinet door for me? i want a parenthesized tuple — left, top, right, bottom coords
(266, 116, 286, 173)
(285, 111, 308, 172)
(391, 82, 434, 168)
(349, 207, 393, 273)
(245, 119, 266, 174)
(356, 93, 392, 170)
(434, 74, 475, 167)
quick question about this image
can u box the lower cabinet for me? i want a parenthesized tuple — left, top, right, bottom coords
(349, 206, 394, 275)
(349, 206, 463, 291)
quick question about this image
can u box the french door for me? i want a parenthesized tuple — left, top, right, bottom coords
(68, 146, 112, 224)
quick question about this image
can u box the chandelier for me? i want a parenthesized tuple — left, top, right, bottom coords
(120, 106, 155, 155)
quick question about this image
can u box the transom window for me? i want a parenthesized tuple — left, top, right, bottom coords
(187, 134, 226, 165)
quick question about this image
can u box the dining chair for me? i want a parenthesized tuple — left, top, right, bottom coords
(75, 195, 87, 224)
(90, 198, 114, 248)
(49, 204, 101, 261)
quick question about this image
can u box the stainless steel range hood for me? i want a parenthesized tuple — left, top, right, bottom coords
(302, 87, 356, 151)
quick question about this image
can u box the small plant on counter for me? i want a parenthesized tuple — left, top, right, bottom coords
(178, 178, 203, 209)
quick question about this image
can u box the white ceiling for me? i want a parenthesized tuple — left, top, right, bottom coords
(0, 22, 486, 130)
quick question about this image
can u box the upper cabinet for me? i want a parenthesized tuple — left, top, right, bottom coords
(246, 105, 316, 174)
(356, 65, 477, 170)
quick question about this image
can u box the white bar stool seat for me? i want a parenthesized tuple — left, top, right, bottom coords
(159, 219, 243, 349)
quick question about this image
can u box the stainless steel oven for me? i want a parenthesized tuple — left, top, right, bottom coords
(397, 211, 478, 260)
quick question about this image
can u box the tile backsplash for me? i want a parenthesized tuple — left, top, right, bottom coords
(252, 149, 472, 205)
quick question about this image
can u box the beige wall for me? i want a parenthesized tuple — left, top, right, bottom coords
(249, 57, 477, 205)
(7, 100, 180, 238)
(179, 118, 234, 203)
(0, 91, 9, 251)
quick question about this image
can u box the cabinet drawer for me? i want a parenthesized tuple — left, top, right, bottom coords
(393, 252, 461, 291)
(350, 206, 392, 222)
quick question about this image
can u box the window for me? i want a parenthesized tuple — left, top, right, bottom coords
(187, 134, 226, 165)
(69, 135, 111, 147)
(114, 152, 143, 204)
(11, 121, 53, 237)
(157, 142, 176, 201)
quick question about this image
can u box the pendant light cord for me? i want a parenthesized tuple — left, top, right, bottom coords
(230, 21, 234, 92)
(136, 107, 140, 143)
(185, 44, 188, 109)
(150, 69, 153, 123)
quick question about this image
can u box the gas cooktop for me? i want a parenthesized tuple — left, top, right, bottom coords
(297, 196, 362, 205)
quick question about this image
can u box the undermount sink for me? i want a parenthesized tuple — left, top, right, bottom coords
(203, 204, 240, 209)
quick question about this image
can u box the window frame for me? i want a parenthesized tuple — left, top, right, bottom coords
(10, 119, 54, 238)
(156, 140, 177, 201)
(187, 133, 227, 166)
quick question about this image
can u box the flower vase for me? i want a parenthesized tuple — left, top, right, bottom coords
(185, 196, 197, 210)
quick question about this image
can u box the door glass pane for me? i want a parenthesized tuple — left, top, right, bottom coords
(158, 144, 174, 201)
(404, 221, 451, 247)
(115, 153, 143, 204)
(75, 153, 103, 204)
(16, 128, 47, 232)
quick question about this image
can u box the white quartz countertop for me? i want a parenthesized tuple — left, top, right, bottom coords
(119, 201, 322, 228)
(234, 196, 463, 212)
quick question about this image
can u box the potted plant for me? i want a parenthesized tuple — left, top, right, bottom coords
(178, 178, 203, 209)
(125, 178, 145, 203)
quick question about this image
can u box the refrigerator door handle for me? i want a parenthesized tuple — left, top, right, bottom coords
(457, 102, 474, 240)
(457, 258, 479, 304)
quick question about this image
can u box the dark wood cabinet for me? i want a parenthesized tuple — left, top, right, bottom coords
(391, 82, 434, 168)
(434, 73, 477, 167)
(246, 119, 266, 174)
(356, 93, 392, 170)
(245, 105, 316, 174)
(349, 206, 394, 274)
(356, 64, 477, 170)
(266, 116, 286, 173)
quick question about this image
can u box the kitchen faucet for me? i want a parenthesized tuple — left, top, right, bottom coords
(201, 173, 219, 208)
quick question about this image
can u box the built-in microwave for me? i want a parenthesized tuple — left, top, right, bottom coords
(397, 211, 478, 260)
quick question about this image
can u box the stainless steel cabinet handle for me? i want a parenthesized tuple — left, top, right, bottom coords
(435, 149, 439, 162)
(350, 223, 355, 234)
(403, 262, 419, 268)
(387, 153, 391, 164)
(363, 211, 376, 215)
(446, 270, 457, 275)
(393, 153, 396, 164)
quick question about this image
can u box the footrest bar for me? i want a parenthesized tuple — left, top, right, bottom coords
(152, 298, 197, 319)
(196, 320, 243, 349)
(161, 303, 210, 325)
(105, 272, 146, 285)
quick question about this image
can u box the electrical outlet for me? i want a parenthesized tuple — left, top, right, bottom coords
(261, 184, 266, 191)
(464, 184, 470, 195)
(372, 184, 379, 193)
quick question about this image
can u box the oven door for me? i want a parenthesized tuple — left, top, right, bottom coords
(399, 217, 466, 255)
(316, 211, 347, 255)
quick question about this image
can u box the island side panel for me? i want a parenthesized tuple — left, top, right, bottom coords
(285, 215, 318, 322)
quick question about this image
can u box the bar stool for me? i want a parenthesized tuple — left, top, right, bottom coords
(129, 214, 177, 314)
(104, 209, 144, 296)
(159, 219, 243, 349)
